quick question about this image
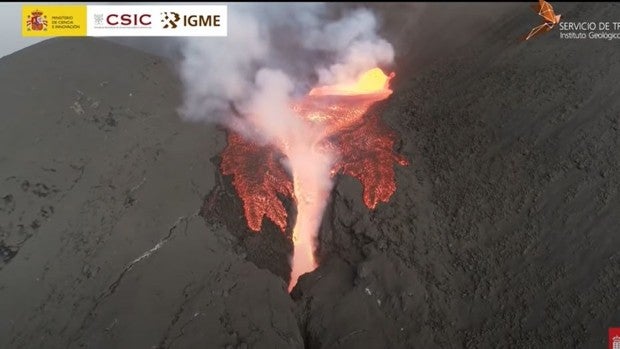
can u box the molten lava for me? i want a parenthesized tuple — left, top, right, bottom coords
(308, 67, 394, 97)
(221, 132, 293, 232)
(219, 68, 408, 292)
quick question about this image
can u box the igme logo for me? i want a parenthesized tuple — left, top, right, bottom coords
(160, 11, 221, 29)
(161, 11, 180, 29)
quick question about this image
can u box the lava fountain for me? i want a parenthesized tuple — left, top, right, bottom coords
(220, 68, 408, 292)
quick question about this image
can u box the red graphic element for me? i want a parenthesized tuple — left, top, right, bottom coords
(26, 9, 47, 31)
(523, 0, 562, 41)
(610, 328, 620, 349)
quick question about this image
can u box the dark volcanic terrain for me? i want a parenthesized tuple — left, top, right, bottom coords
(2, 3, 620, 349)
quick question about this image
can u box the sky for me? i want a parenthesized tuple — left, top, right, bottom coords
(0, 3, 46, 58)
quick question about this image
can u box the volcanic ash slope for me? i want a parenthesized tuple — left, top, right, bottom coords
(294, 2, 620, 349)
(2, 3, 620, 348)
(0, 38, 302, 349)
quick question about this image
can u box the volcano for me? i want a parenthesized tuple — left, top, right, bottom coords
(220, 68, 408, 291)
(1, 3, 620, 349)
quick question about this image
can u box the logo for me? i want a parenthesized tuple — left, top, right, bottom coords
(610, 328, 620, 349)
(91, 12, 151, 29)
(26, 9, 47, 31)
(94, 14, 104, 26)
(161, 11, 180, 29)
(86, 5, 226, 37)
(22, 5, 87, 37)
(522, 0, 561, 41)
(161, 11, 221, 29)
(558, 20, 620, 40)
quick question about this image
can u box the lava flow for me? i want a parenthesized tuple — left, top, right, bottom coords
(220, 68, 408, 292)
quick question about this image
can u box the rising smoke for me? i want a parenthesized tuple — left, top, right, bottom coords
(176, 3, 394, 141)
(176, 3, 395, 207)
(98, 3, 521, 287)
(175, 3, 395, 286)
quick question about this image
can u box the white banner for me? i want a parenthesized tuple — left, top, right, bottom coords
(86, 5, 227, 37)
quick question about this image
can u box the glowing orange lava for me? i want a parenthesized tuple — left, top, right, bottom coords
(308, 67, 395, 97)
(219, 68, 408, 292)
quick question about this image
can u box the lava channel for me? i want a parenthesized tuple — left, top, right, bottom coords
(220, 68, 408, 292)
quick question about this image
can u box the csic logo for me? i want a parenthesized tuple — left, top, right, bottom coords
(26, 9, 47, 31)
(93, 13, 151, 27)
(160, 11, 221, 29)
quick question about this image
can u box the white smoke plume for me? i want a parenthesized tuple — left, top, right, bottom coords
(180, 3, 394, 285)
(176, 3, 395, 286)
(177, 3, 394, 142)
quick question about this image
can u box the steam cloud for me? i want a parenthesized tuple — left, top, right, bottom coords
(101, 6, 520, 283)
(177, 3, 394, 141)
(176, 4, 395, 285)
